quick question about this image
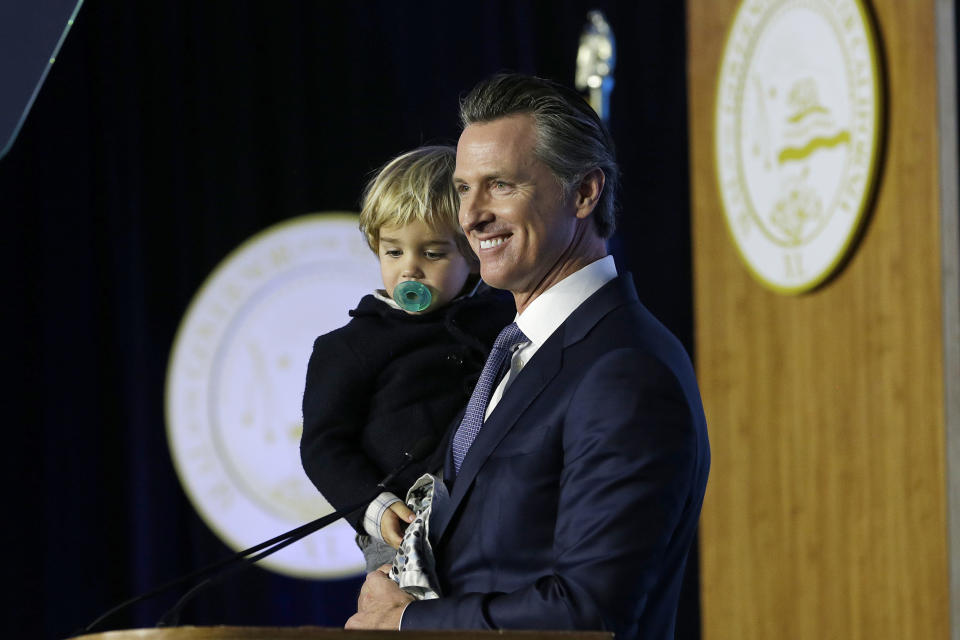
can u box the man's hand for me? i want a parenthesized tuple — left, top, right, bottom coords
(381, 501, 415, 549)
(345, 565, 414, 630)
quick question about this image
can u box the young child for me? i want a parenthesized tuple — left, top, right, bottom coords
(300, 145, 514, 570)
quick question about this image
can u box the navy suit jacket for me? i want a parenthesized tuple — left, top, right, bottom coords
(402, 273, 710, 640)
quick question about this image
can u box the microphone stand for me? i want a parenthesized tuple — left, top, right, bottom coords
(77, 443, 429, 636)
(156, 500, 362, 627)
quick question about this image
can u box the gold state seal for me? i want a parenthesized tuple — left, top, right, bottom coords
(715, 0, 882, 293)
(165, 213, 380, 578)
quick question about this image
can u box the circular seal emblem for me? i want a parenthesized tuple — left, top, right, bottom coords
(165, 213, 381, 578)
(715, 0, 882, 293)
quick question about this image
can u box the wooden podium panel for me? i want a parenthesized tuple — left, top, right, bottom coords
(687, 0, 958, 639)
(73, 628, 613, 640)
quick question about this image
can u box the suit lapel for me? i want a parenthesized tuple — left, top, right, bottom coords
(431, 341, 561, 543)
(432, 273, 638, 544)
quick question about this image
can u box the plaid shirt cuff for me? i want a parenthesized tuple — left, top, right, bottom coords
(362, 491, 402, 542)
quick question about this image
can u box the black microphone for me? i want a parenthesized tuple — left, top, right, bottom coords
(77, 438, 434, 636)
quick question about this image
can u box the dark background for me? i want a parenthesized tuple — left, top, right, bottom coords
(2, 2, 695, 638)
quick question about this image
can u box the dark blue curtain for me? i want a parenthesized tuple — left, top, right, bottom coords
(3, 2, 695, 638)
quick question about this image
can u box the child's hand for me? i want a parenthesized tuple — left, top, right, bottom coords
(381, 502, 416, 549)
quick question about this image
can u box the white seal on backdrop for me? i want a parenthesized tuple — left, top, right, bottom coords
(165, 213, 380, 578)
(715, 0, 882, 294)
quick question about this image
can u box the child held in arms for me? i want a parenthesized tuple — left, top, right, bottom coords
(300, 145, 514, 571)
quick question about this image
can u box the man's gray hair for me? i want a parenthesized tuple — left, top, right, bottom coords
(459, 73, 619, 238)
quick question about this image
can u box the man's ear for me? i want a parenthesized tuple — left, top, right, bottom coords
(574, 168, 605, 220)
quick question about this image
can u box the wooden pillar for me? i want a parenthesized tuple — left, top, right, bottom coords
(686, 0, 959, 637)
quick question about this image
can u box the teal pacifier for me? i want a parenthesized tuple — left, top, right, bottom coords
(394, 280, 432, 312)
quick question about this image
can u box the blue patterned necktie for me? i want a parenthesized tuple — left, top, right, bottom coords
(451, 322, 528, 475)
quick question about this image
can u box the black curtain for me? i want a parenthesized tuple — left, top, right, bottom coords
(3, 2, 695, 638)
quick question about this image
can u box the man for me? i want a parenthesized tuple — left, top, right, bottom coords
(345, 73, 710, 640)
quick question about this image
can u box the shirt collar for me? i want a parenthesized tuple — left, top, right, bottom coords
(514, 255, 618, 349)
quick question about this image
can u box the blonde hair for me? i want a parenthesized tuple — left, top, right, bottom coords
(359, 146, 476, 267)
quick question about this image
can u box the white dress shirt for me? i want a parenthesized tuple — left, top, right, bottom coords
(485, 255, 618, 419)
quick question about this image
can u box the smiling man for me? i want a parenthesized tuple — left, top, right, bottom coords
(345, 73, 710, 640)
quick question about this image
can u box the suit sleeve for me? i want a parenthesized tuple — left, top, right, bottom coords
(300, 331, 384, 532)
(402, 348, 702, 632)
